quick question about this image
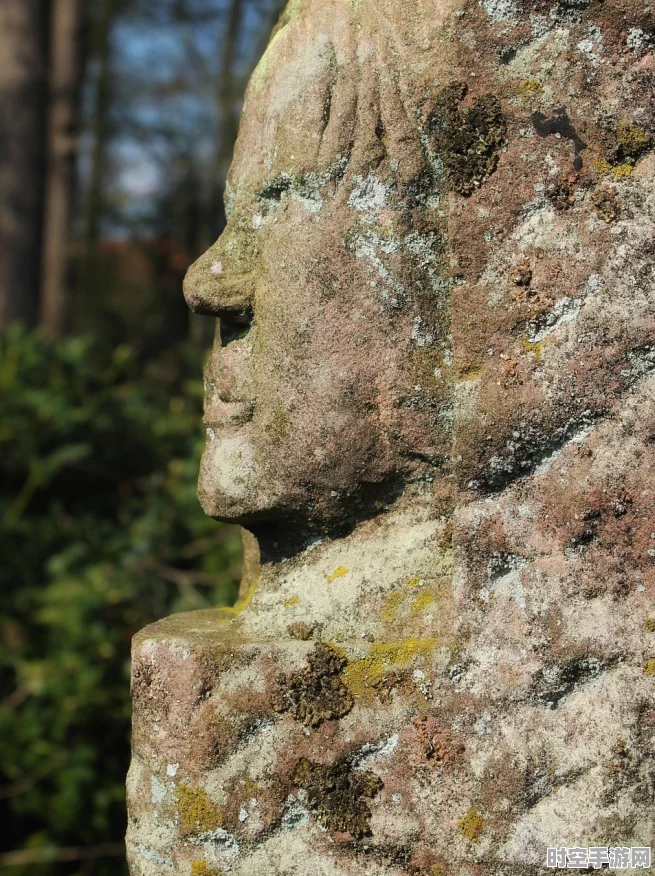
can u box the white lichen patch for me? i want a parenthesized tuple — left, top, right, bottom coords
(528, 296, 583, 342)
(281, 794, 311, 830)
(626, 27, 653, 54)
(348, 173, 393, 214)
(480, 0, 522, 24)
(576, 25, 604, 64)
(151, 775, 168, 805)
(352, 734, 400, 769)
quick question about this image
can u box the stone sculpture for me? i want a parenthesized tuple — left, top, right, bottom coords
(127, 0, 655, 873)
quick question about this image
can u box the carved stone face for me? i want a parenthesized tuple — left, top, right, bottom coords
(183, 6, 452, 527)
(184, 0, 655, 531)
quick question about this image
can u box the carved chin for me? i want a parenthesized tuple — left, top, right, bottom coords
(198, 433, 262, 521)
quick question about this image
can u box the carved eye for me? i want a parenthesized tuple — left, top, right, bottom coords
(220, 314, 252, 347)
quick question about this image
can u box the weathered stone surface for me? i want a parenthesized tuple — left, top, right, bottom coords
(127, 0, 655, 873)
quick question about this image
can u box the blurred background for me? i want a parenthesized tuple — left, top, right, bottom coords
(0, 0, 283, 872)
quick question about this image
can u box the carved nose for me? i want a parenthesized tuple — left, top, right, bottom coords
(183, 240, 254, 323)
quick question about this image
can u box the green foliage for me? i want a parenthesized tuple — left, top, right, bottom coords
(0, 326, 241, 874)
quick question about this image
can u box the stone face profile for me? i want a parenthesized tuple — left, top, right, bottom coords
(127, 1, 655, 874)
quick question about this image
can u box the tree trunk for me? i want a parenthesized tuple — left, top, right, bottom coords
(40, 0, 84, 337)
(83, 0, 114, 254)
(0, 0, 49, 330)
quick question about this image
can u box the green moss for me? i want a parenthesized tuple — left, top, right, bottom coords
(458, 362, 483, 382)
(292, 755, 383, 838)
(430, 83, 506, 196)
(176, 784, 223, 834)
(410, 346, 451, 392)
(459, 807, 486, 843)
(592, 157, 635, 180)
(644, 659, 655, 677)
(592, 157, 612, 175)
(643, 618, 655, 633)
(264, 407, 291, 441)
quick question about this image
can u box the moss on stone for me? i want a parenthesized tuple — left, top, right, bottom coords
(643, 659, 655, 676)
(643, 618, 655, 633)
(458, 362, 483, 382)
(410, 346, 450, 389)
(292, 755, 383, 838)
(287, 621, 314, 640)
(176, 784, 223, 834)
(458, 807, 486, 843)
(591, 186, 621, 223)
(430, 83, 506, 196)
(271, 643, 354, 726)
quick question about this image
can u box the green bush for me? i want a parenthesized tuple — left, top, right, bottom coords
(0, 327, 241, 874)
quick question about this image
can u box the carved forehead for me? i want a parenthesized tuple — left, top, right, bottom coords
(228, 0, 455, 192)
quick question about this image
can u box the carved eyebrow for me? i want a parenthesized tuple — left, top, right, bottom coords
(255, 156, 350, 216)
(256, 173, 323, 216)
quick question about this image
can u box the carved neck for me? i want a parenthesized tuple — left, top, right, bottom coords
(238, 489, 453, 644)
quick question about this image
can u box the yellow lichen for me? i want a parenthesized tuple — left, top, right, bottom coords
(617, 120, 649, 157)
(643, 659, 655, 677)
(379, 591, 406, 623)
(407, 576, 423, 587)
(592, 157, 612, 175)
(521, 339, 547, 363)
(612, 163, 634, 179)
(176, 784, 223, 833)
(458, 807, 486, 843)
(513, 79, 544, 102)
(411, 590, 436, 616)
(216, 574, 259, 618)
(343, 639, 436, 696)
(326, 566, 349, 583)
(191, 863, 221, 876)
(643, 619, 655, 633)
(284, 595, 300, 608)
(592, 156, 635, 179)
